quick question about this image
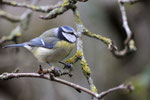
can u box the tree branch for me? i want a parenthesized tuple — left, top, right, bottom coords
(0, 71, 134, 99)
(40, 0, 77, 19)
(72, 7, 98, 100)
(97, 82, 134, 99)
(0, 10, 21, 22)
(2, 0, 62, 13)
(116, 0, 138, 56)
(0, 0, 39, 44)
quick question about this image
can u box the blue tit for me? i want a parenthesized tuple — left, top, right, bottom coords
(4, 26, 78, 65)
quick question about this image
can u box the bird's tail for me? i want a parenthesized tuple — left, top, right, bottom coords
(3, 44, 25, 48)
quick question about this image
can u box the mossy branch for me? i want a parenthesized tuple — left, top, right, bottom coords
(72, 8, 98, 96)
(0, 0, 39, 44)
(0, 10, 21, 22)
(40, 0, 77, 19)
(2, 0, 62, 13)
(65, 50, 83, 64)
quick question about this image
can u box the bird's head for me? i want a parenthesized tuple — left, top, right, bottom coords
(58, 26, 78, 43)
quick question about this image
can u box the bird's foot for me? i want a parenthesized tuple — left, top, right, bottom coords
(50, 66, 62, 77)
(38, 65, 61, 77)
(51, 66, 72, 77)
(58, 61, 73, 77)
(59, 61, 74, 72)
(38, 64, 72, 77)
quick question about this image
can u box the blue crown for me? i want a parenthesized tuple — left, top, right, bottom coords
(61, 26, 74, 32)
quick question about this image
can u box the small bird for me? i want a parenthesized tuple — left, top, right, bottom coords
(4, 26, 78, 73)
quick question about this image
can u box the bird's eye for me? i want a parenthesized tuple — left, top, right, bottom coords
(68, 32, 74, 35)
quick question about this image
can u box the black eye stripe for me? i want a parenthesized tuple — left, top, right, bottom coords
(62, 30, 74, 35)
(68, 32, 74, 35)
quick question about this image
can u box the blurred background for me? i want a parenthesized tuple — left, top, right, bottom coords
(0, 0, 150, 100)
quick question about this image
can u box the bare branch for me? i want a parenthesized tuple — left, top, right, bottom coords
(0, 71, 134, 99)
(0, 71, 97, 96)
(97, 82, 134, 99)
(116, 0, 138, 55)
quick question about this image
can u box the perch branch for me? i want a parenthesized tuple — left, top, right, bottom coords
(0, 71, 134, 99)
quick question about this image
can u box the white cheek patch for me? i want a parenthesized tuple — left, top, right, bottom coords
(62, 32, 76, 43)
(62, 27, 69, 32)
(40, 39, 45, 46)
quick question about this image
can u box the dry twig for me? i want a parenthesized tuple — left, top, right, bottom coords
(0, 71, 134, 99)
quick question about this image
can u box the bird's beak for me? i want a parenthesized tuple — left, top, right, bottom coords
(75, 32, 80, 38)
(75, 35, 79, 38)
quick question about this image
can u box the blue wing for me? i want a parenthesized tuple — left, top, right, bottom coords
(27, 37, 59, 49)
(3, 37, 59, 49)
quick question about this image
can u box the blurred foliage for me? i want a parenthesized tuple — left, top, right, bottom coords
(129, 62, 150, 100)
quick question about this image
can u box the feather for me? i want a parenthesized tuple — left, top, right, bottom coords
(27, 37, 59, 49)
(3, 44, 25, 48)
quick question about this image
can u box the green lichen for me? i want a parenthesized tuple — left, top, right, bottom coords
(91, 85, 98, 93)
(84, 29, 111, 45)
(65, 50, 83, 64)
(74, 10, 83, 24)
(129, 39, 137, 51)
(30, 5, 38, 10)
(81, 59, 91, 75)
(61, 0, 69, 7)
(11, 1, 17, 5)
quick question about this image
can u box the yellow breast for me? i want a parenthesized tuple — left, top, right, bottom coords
(55, 40, 75, 50)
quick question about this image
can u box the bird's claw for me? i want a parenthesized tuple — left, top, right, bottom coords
(59, 61, 74, 72)
(38, 65, 62, 77)
(52, 67, 62, 77)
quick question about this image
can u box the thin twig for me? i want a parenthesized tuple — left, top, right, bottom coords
(97, 82, 134, 99)
(116, 0, 138, 56)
